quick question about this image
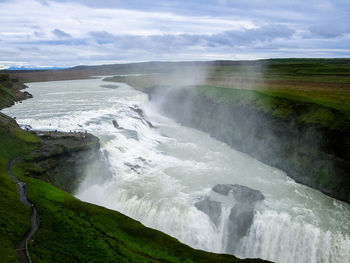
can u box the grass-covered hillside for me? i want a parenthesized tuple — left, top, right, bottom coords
(0, 81, 17, 109)
(0, 113, 38, 262)
(0, 73, 32, 109)
(14, 174, 266, 263)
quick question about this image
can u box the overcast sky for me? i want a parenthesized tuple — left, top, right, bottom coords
(0, 0, 349, 68)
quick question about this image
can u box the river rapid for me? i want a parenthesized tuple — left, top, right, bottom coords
(2, 78, 350, 263)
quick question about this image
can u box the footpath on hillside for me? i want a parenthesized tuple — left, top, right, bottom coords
(6, 158, 38, 263)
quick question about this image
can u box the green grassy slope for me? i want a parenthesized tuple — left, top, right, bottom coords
(0, 84, 16, 109)
(13, 175, 264, 263)
(0, 114, 38, 262)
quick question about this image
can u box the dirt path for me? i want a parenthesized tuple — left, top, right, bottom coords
(6, 158, 39, 263)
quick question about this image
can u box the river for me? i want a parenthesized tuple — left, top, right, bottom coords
(2, 78, 350, 263)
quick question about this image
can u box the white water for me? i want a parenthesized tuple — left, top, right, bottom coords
(3, 78, 350, 263)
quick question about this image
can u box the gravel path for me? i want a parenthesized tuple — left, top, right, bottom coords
(6, 158, 38, 263)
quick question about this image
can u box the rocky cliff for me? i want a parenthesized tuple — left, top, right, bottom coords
(147, 86, 350, 204)
(22, 131, 112, 194)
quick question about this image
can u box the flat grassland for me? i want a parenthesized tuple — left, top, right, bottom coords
(104, 58, 350, 131)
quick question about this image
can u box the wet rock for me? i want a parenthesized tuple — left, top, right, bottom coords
(130, 107, 143, 117)
(212, 184, 264, 203)
(145, 120, 155, 128)
(130, 106, 156, 128)
(122, 129, 139, 141)
(212, 184, 232, 195)
(24, 131, 112, 194)
(137, 157, 150, 164)
(112, 120, 119, 128)
(100, 84, 119, 89)
(125, 162, 141, 173)
(195, 198, 221, 227)
(23, 91, 33, 98)
(226, 203, 255, 252)
(137, 156, 146, 162)
(211, 184, 264, 253)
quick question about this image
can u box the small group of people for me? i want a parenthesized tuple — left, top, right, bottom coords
(47, 130, 58, 136)
(69, 130, 89, 140)
(81, 130, 88, 140)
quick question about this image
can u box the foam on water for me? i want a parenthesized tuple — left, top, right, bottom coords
(2, 78, 350, 263)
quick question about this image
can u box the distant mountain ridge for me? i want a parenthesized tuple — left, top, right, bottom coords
(5, 66, 68, 71)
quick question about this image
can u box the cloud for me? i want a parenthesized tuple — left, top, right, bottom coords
(52, 29, 71, 38)
(0, 0, 349, 68)
(89, 24, 294, 51)
(89, 31, 115, 44)
(34, 31, 45, 38)
(308, 24, 350, 38)
(209, 24, 295, 46)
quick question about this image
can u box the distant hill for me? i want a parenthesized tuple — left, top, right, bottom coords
(2, 58, 350, 83)
(5, 66, 68, 71)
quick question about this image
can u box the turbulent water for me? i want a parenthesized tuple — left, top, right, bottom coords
(3, 78, 350, 263)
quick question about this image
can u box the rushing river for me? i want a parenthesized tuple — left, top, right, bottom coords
(3, 78, 350, 263)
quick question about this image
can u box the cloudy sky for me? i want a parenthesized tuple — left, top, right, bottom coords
(0, 0, 349, 68)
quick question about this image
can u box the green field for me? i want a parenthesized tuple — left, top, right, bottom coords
(211, 59, 350, 82)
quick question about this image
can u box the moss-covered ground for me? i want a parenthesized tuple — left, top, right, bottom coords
(0, 116, 38, 262)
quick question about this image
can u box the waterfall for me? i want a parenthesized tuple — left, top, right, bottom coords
(3, 77, 350, 263)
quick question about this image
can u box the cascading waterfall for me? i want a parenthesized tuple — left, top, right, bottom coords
(2, 78, 350, 263)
